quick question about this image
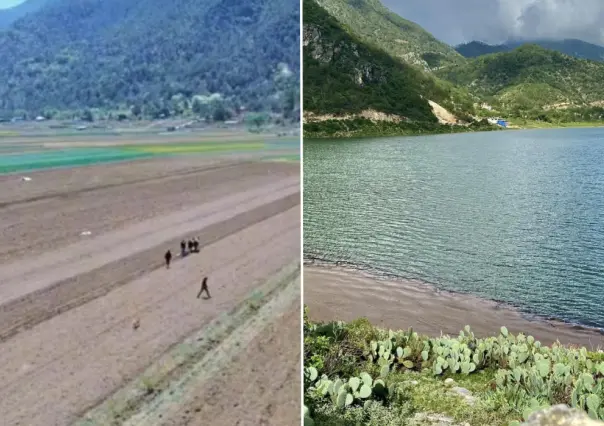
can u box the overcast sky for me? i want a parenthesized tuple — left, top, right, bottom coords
(0, 0, 24, 9)
(382, 0, 604, 46)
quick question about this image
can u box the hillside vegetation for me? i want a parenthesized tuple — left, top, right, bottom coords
(0, 0, 299, 121)
(303, 0, 493, 138)
(303, 0, 604, 136)
(304, 308, 604, 426)
(314, 0, 463, 71)
(456, 39, 604, 63)
(438, 44, 604, 122)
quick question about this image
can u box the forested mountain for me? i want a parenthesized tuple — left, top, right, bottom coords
(313, 0, 464, 70)
(303, 0, 491, 137)
(456, 39, 604, 63)
(304, 0, 436, 122)
(454, 41, 510, 58)
(0, 0, 299, 120)
(438, 44, 604, 120)
(304, 0, 604, 134)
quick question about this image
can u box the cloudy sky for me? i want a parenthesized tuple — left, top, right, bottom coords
(382, 0, 604, 46)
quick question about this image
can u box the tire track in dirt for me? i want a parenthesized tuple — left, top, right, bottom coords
(0, 177, 298, 302)
(0, 160, 296, 263)
(75, 262, 301, 426)
(0, 207, 299, 426)
(0, 159, 246, 209)
(0, 191, 299, 343)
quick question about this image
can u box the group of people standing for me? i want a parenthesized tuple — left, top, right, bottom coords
(163, 237, 211, 299)
(181, 238, 200, 256)
(163, 237, 200, 268)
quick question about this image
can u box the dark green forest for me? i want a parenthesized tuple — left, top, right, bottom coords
(303, 0, 478, 124)
(0, 0, 299, 120)
(456, 39, 604, 63)
(304, 0, 434, 122)
(438, 44, 604, 119)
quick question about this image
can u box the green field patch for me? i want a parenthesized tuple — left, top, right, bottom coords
(122, 142, 265, 154)
(0, 148, 153, 174)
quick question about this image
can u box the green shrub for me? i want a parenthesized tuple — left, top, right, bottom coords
(304, 309, 604, 425)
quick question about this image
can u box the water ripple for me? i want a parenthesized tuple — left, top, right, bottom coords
(304, 129, 604, 328)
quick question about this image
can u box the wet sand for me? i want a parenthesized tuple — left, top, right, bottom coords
(304, 265, 604, 349)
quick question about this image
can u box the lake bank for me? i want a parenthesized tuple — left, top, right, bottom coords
(304, 129, 604, 333)
(304, 264, 604, 349)
(303, 118, 498, 139)
(303, 118, 604, 139)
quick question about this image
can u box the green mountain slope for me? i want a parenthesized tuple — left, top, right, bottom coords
(313, 0, 464, 70)
(438, 44, 604, 119)
(305, 0, 479, 117)
(455, 41, 512, 58)
(456, 39, 604, 63)
(303, 0, 492, 137)
(0, 0, 299, 120)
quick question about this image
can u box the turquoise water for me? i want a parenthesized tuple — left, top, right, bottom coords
(304, 128, 604, 329)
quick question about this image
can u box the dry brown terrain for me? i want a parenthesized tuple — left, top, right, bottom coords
(0, 156, 301, 426)
(305, 265, 604, 349)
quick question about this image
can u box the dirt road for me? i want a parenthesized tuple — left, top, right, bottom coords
(0, 157, 301, 426)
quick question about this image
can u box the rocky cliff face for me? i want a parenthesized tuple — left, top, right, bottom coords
(303, 23, 385, 87)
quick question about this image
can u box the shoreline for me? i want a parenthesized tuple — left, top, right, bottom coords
(303, 120, 604, 140)
(304, 263, 604, 349)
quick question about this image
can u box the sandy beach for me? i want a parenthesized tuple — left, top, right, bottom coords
(0, 155, 300, 426)
(304, 264, 604, 349)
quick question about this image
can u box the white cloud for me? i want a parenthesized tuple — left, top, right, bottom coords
(383, 0, 604, 45)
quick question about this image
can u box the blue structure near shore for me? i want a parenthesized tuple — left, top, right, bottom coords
(496, 119, 508, 128)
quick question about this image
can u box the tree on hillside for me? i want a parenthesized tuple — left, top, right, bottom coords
(81, 109, 94, 122)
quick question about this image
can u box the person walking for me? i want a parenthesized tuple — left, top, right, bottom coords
(196, 276, 211, 299)
(188, 239, 194, 252)
(180, 240, 186, 257)
(193, 237, 199, 253)
(164, 250, 172, 269)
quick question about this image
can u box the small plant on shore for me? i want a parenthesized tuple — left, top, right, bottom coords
(304, 306, 604, 425)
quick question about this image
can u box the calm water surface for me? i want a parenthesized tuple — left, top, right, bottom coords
(304, 128, 604, 328)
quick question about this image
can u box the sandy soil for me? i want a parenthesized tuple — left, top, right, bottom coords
(0, 157, 296, 262)
(0, 157, 301, 426)
(304, 265, 604, 349)
(428, 100, 459, 125)
(168, 302, 301, 426)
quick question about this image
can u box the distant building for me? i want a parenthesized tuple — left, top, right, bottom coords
(35, 116, 46, 121)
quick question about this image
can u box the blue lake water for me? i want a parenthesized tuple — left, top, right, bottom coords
(304, 128, 604, 329)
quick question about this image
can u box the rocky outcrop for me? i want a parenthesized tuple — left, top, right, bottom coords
(522, 405, 604, 426)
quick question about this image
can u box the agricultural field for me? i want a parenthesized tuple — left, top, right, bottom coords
(0, 130, 301, 425)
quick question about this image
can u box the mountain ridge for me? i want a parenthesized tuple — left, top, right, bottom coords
(455, 38, 604, 63)
(0, 0, 299, 120)
(313, 0, 464, 71)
